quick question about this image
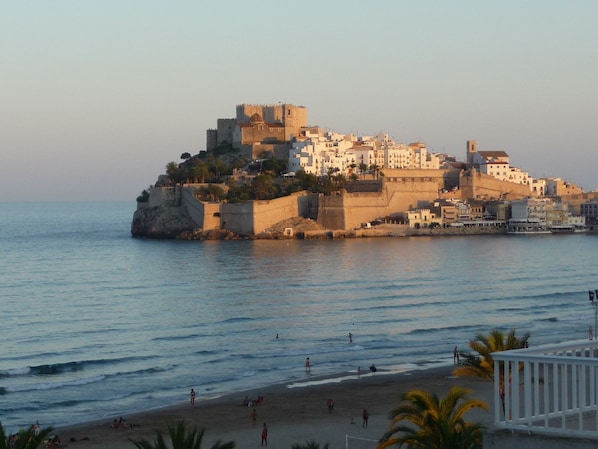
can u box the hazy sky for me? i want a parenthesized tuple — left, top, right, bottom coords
(2, 1, 597, 202)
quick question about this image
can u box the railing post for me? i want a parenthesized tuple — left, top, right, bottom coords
(494, 358, 502, 425)
(524, 360, 532, 425)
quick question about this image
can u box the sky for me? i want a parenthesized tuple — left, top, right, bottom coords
(2, 1, 597, 202)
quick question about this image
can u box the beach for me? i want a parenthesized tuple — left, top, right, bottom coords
(51, 365, 494, 449)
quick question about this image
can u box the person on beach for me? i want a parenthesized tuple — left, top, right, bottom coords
(349, 332, 353, 343)
(590, 326, 594, 340)
(327, 398, 334, 413)
(362, 409, 369, 428)
(261, 422, 268, 446)
(357, 366, 361, 378)
(190, 388, 195, 405)
(251, 408, 257, 427)
(453, 346, 460, 364)
(305, 357, 311, 373)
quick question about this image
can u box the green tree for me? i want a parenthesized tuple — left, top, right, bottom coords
(261, 157, 286, 176)
(454, 328, 530, 382)
(292, 441, 330, 449)
(454, 328, 530, 413)
(192, 160, 210, 183)
(1, 422, 54, 449)
(369, 163, 381, 180)
(358, 162, 368, 179)
(136, 189, 150, 203)
(130, 420, 235, 449)
(166, 161, 181, 184)
(378, 387, 487, 449)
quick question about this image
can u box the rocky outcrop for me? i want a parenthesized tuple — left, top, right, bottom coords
(131, 205, 197, 239)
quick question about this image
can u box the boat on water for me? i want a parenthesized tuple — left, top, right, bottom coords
(550, 225, 575, 234)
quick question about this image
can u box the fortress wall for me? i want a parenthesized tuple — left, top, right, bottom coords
(221, 201, 255, 234)
(382, 168, 448, 180)
(148, 186, 178, 207)
(317, 195, 347, 230)
(181, 188, 204, 226)
(221, 192, 307, 235)
(180, 188, 222, 230)
(318, 178, 443, 230)
(384, 180, 443, 211)
(252, 193, 304, 234)
(460, 170, 531, 201)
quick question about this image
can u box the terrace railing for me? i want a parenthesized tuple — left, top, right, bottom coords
(493, 340, 598, 439)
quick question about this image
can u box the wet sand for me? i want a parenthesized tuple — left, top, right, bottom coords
(51, 365, 494, 449)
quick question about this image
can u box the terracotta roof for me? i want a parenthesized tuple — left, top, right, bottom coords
(478, 150, 509, 157)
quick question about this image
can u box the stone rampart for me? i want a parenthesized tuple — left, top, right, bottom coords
(318, 176, 441, 230)
(147, 186, 179, 207)
(181, 188, 221, 230)
(221, 192, 310, 235)
(460, 169, 531, 200)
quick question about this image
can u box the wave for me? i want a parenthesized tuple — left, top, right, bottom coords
(6, 375, 106, 393)
(409, 324, 481, 335)
(2, 355, 157, 378)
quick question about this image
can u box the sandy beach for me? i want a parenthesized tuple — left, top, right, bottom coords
(50, 365, 495, 449)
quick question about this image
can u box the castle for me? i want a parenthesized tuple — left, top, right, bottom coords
(132, 104, 597, 238)
(206, 103, 308, 160)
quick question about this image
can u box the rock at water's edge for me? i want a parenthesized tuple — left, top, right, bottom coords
(131, 205, 197, 239)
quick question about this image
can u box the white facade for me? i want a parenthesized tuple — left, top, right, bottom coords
(288, 131, 442, 177)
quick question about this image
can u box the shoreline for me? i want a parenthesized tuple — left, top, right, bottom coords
(51, 364, 495, 449)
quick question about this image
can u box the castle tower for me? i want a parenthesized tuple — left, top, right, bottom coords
(466, 140, 477, 166)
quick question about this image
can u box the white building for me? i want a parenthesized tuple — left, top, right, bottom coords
(289, 131, 442, 177)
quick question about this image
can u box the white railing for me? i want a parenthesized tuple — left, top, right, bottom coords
(493, 340, 598, 439)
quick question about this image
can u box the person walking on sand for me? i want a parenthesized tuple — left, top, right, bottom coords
(305, 357, 311, 373)
(453, 346, 460, 364)
(362, 409, 369, 428)
(261, 422, 268, 446)
(251, 408, 257, 427)
(327, 398, 334, 413)
(190, 388, 195, 405)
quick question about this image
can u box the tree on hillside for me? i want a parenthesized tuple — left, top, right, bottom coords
(130, 420, 235, 449)
(191, 159, 210, 183)
(166, 161, 181, 184)
(378, 387, 487, 449)
(180, 152, 192, 161)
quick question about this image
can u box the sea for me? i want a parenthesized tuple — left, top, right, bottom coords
(1, 201, 598, 433)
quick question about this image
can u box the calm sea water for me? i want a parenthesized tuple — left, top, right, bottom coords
(1, 201, 598, 432)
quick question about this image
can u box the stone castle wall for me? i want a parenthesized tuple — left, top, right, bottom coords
(459, 169, 531, 201)
(318, 176, 442, 230)
(181, 188, 221, 230)
(221, 192, 310, 235)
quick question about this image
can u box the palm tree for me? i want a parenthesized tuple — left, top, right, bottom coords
(292, 440, 330, 449)
(378, 387, 487, 449)
(1, 422, 54, 449)
(129, 420, 235, 449)
(454, 328, 530, 413)
(358, 162, 368, 179)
